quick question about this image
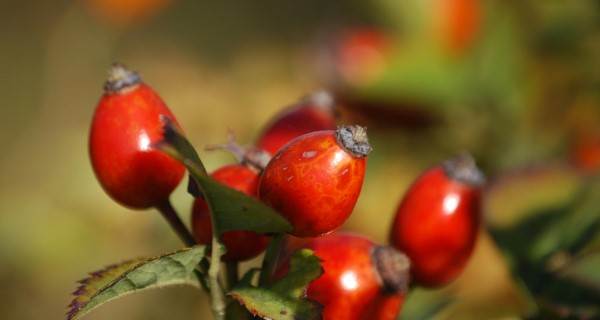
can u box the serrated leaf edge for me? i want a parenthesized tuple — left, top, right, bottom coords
(67, 246, 204, 320)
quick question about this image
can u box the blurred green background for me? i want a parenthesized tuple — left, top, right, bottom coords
(1, 0, 599, 319)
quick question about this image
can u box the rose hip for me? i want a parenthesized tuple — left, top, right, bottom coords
(259, 125, 371, 237)
(89, 64, 185, 209)
(390, 154, 484, 287)
(276, 233, 410, 320)
(256, 91, 338, 156)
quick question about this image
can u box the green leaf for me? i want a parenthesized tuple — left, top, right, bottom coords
(399, 288, 454, 320)
(549, 179, 600, 255)
(491, 205, 569, 266)
(532, 269, 600, 314)
(230, 249, 324, 320)
(561, 255, 600, 292)
(229, 287, 322, 320)
(484, 165, 581, 229)
(226, 270, 257, 320)
(491, 177, 600, 266)
(67, 246, 205, 320)
(156, 119, 292, 235)
(226, 267, 261, 320)
(270, 249, 323, 299)
(156, 116, 207, 176)
(489, 177, 600, 318)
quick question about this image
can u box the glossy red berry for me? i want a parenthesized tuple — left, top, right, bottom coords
(277, 233, 410, 320)
(191, 164, 269, 261)
(259, 125, 372, 237)
(256, 91, 338, 156)
(390, 154, 485, 287)
(89, 64, 185, 209)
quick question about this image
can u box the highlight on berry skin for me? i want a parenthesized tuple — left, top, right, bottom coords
(389, 153, 485, 288)
(89, 63, 185, 209)
(273, 233, 410, 320)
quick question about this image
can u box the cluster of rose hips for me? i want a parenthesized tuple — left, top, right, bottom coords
(89, 64, 485, 319)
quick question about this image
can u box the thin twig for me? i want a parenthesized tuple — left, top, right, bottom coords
(226, 261, 239, 289)
(155, 200, 196, 247)
(259, 234, 285, 286)
(209, 236, 226, 320)
(156, 200, 210, 293)
(204, 129, 246, 163)
(204, 130, 272, 172)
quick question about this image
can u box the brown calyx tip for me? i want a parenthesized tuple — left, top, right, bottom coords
(371, 246, 411, 295)
(442, 153, 486, 186)
(335, 125, 372, 157)
(103, 63, 141, 94)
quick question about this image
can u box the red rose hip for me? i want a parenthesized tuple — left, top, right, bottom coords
(256, 91, 338, 156)
(390, 154, 485, 287)
(89, 64, 185, 209)
(277, 233, 410, 320)
(259, 125, 372, 237)
(191, 164, 269, 261)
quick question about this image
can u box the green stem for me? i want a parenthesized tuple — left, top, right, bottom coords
(259, 234, 285, 286)
(209, 236, 226, 320)
(156, 199, 196, 247)
(156, 200, 210, 294)
(226, 261, 239, 289)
